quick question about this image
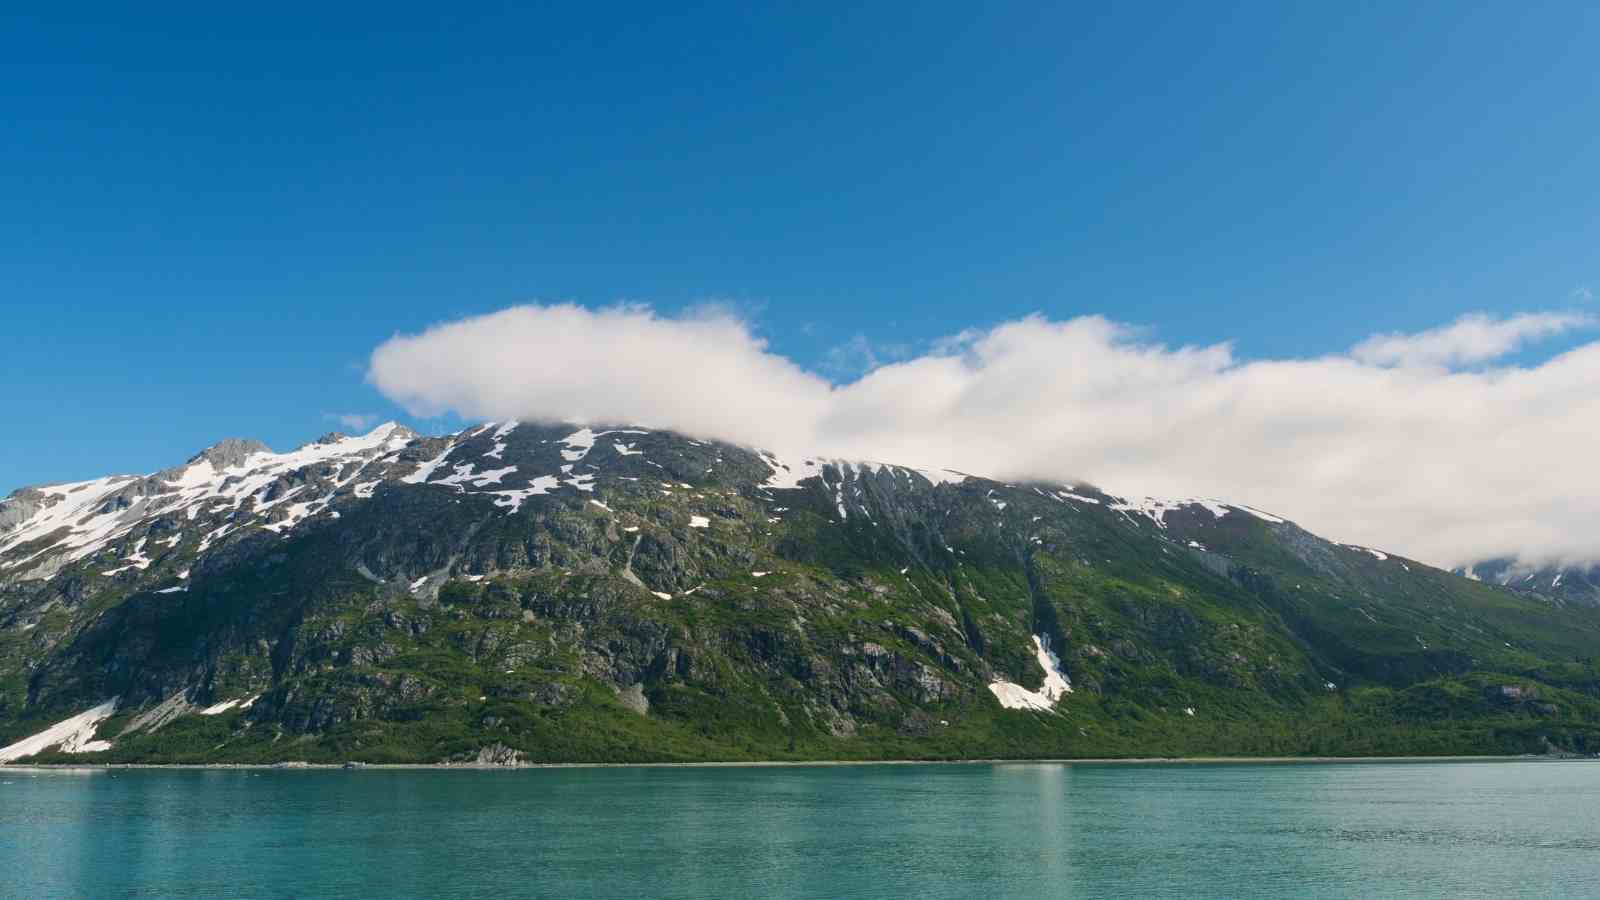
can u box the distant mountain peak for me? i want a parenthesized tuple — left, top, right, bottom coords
(185, 438, 272, 472)
(301, 421, 413, 451)
(1457, 557, 1600, 607)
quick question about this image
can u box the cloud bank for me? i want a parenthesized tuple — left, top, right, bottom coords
(368, 304, 1600, 569)
(1349, 312, 1591, 368)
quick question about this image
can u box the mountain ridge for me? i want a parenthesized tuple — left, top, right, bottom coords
(1458, 557, 1600, 609)
(4, 420, 1598, 765)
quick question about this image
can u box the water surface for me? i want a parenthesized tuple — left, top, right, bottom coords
(2, 760, 1596, 898)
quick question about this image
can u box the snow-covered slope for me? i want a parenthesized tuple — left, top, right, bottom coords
(0, 422, 1114, 582)
(0, 699, 118, 762)
(0, 418, 1372, 595)
(0, 424, 414, 581)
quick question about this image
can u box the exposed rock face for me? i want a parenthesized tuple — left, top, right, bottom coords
(472, 743, 523, 766)
(183, 438, 272, 473)
(615, 683, 649, 715)
(1491, 685, 1533, 702)
(2, 420, 1599, 764)
(0, 489, 52, 534)
(121, 691, 196, 735)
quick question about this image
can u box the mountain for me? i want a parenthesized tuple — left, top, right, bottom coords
(3, 422, 1599, 765)
(1457, 558, 1600, 609)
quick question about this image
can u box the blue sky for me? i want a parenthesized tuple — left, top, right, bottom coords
(4, 2, 1598, 495)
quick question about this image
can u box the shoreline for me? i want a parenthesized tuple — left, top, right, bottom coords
(4, 753, 1582, 772)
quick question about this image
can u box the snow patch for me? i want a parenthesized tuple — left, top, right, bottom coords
(101, 537, 153, 576)
(1234, 505, 1285, 524)
(0, 699, 119, 762)
(1110, 497, 1231, 528)
(197, 695, 257, 716)
(988, 635, 1073, 711)
(559, 428, 598, 462)
(560, 427, 648, 463)
(487, 475, 562, 512)
(401, 441, 458, 484)
(758, 452, 824, 490)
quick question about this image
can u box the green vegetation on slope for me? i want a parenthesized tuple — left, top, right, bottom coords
(5, 425, 1600, 764)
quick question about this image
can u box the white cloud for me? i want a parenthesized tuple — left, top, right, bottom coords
(325, 412, 381, 431)
(368, 304, 1600, 570)
(821, 333, 912, 377)
(1350, 312, 1592, 368)
(368, 304, 831, 445)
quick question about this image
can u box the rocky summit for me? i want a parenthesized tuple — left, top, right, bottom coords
(2, 422, 1598, 765)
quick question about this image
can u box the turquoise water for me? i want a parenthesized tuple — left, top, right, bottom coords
(2, 761, 1597, 898)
